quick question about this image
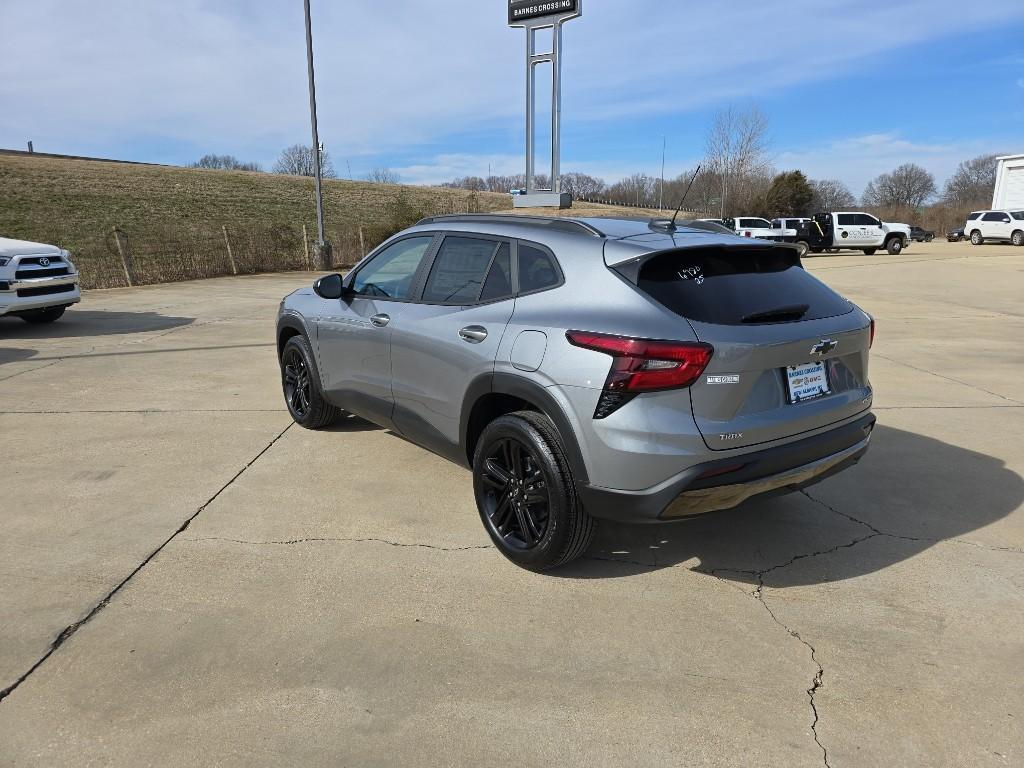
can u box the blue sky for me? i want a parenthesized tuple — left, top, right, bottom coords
(2, 0, 1022, 197)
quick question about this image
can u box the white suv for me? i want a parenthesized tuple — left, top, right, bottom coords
(0, 237, 82, 323)
(965, 210, 1024, 246)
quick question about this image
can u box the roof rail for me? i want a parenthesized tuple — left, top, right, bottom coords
(414, 214, 605, 238)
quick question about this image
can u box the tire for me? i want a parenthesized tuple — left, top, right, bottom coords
(925, 234, 934, 242)
(886, 238, 903, 255)
(280, 334, 339, 429)
(810, 247, 824, 254)
(19, 306, 66, 324)
(970, 230, 983, 245)
(863, 248, 877, 255)
(794, 240, 810, 257)
(1012, 230, 1024, 247)
(472, 410, 594, 571)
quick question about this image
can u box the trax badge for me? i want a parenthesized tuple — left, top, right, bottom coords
(810, 339, 838, 356)
(707, 375, 740, 384)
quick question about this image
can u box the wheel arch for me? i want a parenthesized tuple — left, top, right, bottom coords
(277, 314, 311, 359)
(460, 373, 590, 484)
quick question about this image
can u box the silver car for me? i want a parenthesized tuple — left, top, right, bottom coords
(277, 215, 875, 571)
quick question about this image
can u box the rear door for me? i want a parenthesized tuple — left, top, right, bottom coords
(390, 234, 516, 455)
(631, 245, 872, 450)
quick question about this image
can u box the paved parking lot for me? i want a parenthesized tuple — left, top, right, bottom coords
(1, 240, 1022, 767)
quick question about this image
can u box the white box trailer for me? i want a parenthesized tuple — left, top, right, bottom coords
(993, 154, 1024, 209)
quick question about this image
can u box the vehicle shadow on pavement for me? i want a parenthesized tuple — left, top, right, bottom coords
(323, 413, 381, 433)
(0, 309, 194, 340)
(561, 424, 1023, 585)
(0, 347, 38, 365)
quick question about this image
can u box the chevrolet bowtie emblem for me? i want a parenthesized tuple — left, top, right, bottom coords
(810, 339, 838, 356)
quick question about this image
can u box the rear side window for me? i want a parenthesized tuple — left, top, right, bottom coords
(479, 244, 513, 302)
(422, 236, 507, 304)
(633, 247, 853, 326)
(518, 244, 560, 293)
(837, 214, 856, 226)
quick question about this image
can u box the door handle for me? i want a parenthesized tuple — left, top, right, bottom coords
(370, 314, 390, 328)
(459, 326, 488, 343)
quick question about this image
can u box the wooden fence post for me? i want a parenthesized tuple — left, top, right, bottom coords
(222, 225, 238, 275)
(112, 226, 135, 287)
(358, 226, 366, 258)
(302, 224, 311, 270)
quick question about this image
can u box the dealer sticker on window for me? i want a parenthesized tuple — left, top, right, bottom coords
(786, 362, 830, 403)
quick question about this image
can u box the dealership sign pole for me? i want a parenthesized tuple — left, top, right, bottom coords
(509, 0, 581, 209)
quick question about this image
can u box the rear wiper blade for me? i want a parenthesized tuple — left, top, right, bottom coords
(742, 304, 810, 324)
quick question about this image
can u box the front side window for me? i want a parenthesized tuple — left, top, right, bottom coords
(856, 214, 881, 226)
(422, 236, 508, 304)
(1012, 211, 1024, 221)
(353, 236, 433, 299)
(982, 212, 1005, 222)
(518, 244, 560, 293)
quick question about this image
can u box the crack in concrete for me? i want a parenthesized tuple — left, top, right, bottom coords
(0, 359, 61, 383)
(0, 422, 294, 705)
(800, 490, 1024, 554)
(873, 353, 1023, 405)
(185, 536, 493, 553)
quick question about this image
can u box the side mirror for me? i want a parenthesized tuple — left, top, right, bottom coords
(314, 273, 347, 300)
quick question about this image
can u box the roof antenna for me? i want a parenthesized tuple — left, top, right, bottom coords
(670, 164, 701, 227)
(650, 165, 702, 233)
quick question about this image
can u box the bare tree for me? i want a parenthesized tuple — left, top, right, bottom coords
(366, 168, 400, 184)
(606, 173, 657, 207)
(272, 144, 337, 178)
(561, 172, 606, 199)
(942, 154, 999, 206)
(704, 106, 771, 216)
(862, 163, 936, 211)
(810, 179, 856, 211)
(191, 154, 261, 172)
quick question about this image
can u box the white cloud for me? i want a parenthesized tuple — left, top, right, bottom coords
(1, 0, 1022, 168)
(776, 133, 1011, 197)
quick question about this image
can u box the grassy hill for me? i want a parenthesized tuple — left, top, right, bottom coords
(0, 152, 677, 289)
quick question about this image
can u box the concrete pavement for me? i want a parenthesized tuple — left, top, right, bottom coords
(0, 241, 1021, 766)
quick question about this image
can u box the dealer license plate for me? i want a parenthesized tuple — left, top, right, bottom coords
(786, 362, 831, 403)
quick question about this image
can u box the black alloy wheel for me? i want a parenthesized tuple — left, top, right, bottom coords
(283, 347, 312, 420)
(479, 437, 551, 550)
(472, 411, 593, 571)
(280, 334, 339, 429)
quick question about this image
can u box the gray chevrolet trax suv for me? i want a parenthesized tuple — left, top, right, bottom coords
(277, 215, 875, 571)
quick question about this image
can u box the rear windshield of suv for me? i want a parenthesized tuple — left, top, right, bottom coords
(633, 247, 853, 326)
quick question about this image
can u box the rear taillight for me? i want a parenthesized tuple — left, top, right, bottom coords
(566, 331, 714, 418)
(869, 317, 876, 348)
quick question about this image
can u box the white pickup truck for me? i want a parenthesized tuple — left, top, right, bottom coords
(0, 237, 81, 323)
(794, 212, 911, 255)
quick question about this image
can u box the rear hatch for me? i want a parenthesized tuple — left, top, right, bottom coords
(617, 243, 871, 451)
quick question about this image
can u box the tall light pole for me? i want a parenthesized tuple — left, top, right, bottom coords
(304, 0, 331, 270)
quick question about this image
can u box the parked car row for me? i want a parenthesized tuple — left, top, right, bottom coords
(703, 213, 912, 257)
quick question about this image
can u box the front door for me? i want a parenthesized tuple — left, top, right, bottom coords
(390, 234, 516, 459)
(315, 234, 437, 428)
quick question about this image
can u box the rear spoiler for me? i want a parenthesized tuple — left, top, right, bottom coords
(606, 240, 803, 284)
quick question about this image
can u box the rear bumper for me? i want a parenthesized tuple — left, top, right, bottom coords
(577, 413, 875, 523)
